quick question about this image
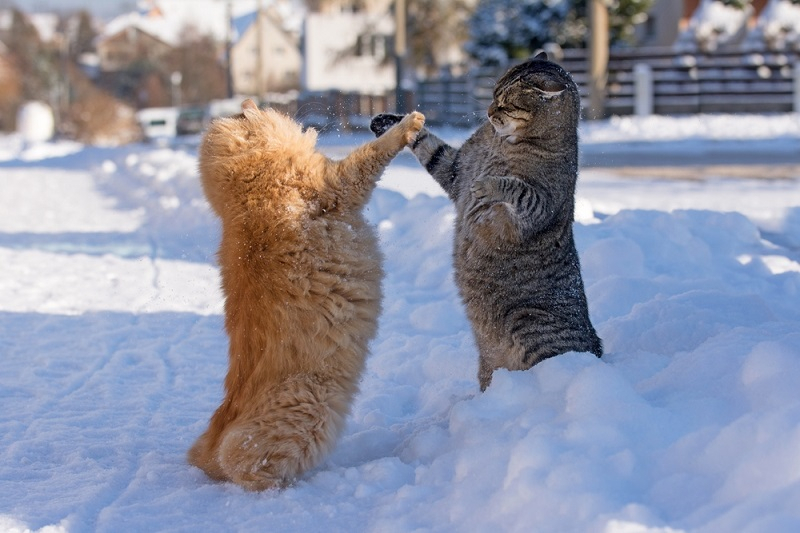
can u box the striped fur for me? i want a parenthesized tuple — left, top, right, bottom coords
(372, 53, 602, 390)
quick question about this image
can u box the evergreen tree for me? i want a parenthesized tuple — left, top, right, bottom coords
(607, 0, 655, 44)
(407, 0, 473, 75)
(70, 10, 97, 59)
(466, 0, 572, 66)
(466, 0, 654, 66)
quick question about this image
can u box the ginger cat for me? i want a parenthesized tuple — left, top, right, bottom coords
(188, 99, 424, 490)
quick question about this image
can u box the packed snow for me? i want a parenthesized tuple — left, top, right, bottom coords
(1, 113, 800, 533)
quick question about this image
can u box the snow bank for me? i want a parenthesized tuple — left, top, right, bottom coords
(16, 101, 55, 144)
(1, 119, 799, 532)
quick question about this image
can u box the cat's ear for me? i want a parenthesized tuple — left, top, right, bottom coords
(241, 99, 258, 112)
(533, 80, 567, 99)
(534, 51, 548, 61)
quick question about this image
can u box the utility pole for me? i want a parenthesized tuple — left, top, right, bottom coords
(588, 0, 609, 120)
(214, 0, 235, 98)
(256, 0, 264, 99)
(394, 0, 407, 113)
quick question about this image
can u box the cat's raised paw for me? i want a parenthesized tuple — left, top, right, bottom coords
(370, 113, 403, 137)
(399, 111, 425, 144)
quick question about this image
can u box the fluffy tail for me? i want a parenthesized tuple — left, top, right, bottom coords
(188, 373, 351, 491)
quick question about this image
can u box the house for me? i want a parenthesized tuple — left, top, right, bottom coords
(231, 7, 302, 95)
(95, 18, 176, 107)
(303, 6, 395, 94)
(95, 7, 175, 73)
(96, 25, 173, 73)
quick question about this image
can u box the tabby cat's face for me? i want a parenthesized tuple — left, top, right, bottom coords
(488, 54, 577, 143)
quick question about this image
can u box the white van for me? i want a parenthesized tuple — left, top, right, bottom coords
(135, 107, 179, 141)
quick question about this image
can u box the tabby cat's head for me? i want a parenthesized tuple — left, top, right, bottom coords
(488, 52, 579, 143)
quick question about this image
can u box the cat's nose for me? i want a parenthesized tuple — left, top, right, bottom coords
(487, 102, 497, 116)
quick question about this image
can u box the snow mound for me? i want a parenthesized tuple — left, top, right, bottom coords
(1, 131, 799, 532)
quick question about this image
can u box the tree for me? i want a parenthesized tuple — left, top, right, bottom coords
(466, 0, 572, 66)
(167, 26, 227, 105)
(466, 0, 654, 66)
(5, 9, 58, 101)
(606, 0, 655, 44)
(0, 55, 22, 131)
(407, 0, 473, 75)
(69, 10, 98, 59)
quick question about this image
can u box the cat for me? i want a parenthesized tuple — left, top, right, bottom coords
(188, 99, 425, 491)
(371, 52, 602, 391)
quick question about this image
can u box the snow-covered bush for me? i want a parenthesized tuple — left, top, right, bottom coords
(676, 0, 752, 52)
(466, 0, 572, 66)
(466, 0, 654, 66)
(745, 0, 800, 50)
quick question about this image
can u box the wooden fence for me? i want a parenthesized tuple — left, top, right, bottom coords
(416, 46, 800, 126)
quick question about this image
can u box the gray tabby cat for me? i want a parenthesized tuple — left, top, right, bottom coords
(371, 52, 602, 390)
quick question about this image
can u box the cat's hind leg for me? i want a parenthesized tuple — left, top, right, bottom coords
(187, 427, 228, 482)
(215, 374, 349, 491)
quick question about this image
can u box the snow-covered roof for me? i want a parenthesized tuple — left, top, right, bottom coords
(100, 8, 192, 47)
(98, 0, 304, 47)
(28, 12, 60, 43)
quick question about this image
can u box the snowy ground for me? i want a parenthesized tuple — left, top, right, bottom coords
(1, 114, 800, 533)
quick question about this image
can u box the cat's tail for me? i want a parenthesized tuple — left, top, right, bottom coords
(194, 373, 351, 491)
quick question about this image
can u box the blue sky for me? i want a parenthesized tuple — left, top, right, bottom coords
(14, 0, 138, 18)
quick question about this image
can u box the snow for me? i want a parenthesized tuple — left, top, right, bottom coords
(678, 0, 751, 52)
(16, 102, 55, 145)
(746, 0, 800, 51)
(1, 113, 800, 532)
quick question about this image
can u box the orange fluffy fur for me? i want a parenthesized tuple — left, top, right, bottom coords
(187, 99, 424, 491)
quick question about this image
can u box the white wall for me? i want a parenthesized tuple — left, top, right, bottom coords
(303, 11, 395, 94)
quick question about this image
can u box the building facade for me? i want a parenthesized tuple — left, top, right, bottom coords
(231, 8, 302, 95)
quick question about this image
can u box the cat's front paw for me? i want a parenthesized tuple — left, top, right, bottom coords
(370, 113, 403, 137)
(397, 111, 425, 144)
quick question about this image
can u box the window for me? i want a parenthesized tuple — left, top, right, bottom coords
(355, 34, 389, 61)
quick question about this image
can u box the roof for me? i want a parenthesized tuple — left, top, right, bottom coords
(97, 0, 305, 48)
(232, 8, 295, 42)
(233, 11, 258, 41)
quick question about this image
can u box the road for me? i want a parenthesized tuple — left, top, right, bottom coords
(580, 137, 800, 179)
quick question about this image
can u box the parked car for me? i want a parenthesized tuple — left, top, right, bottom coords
(176, 106, 208, 136)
